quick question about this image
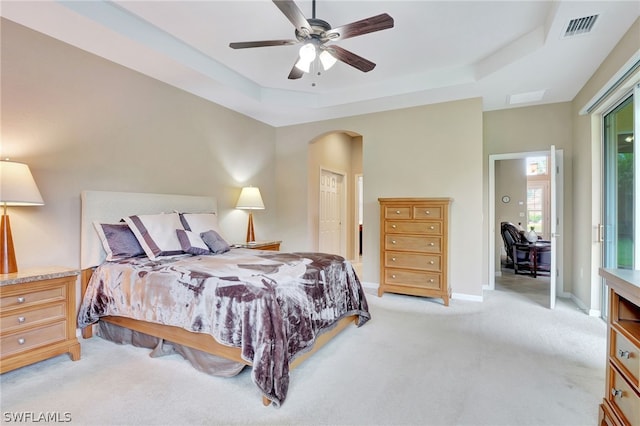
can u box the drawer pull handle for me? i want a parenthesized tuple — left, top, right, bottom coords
(395, 210, 400, 214)
(425, 210, 430, 215)
(429, 279, 434, 283)
(391, 257, 396, 261)
(17, 338, 25, 345)
(17, 297, 26, 304)
(611, 388, 623, 398)
(17, 316, 25, 324)
(429, 261, 435, 265)
(618, 349, 631, 359)
(392, 224, 397, 229)
(429, 226, 435, 230)
(391, 274, 396, 279)
(391, 240, 397, 244)
(429, 242, 435, 246)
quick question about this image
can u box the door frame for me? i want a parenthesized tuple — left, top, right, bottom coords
(353, 173, 363, 261)
(488, 150, 564, 301)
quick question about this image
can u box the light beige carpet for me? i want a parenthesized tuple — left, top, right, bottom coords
(1, 275, 605, 425)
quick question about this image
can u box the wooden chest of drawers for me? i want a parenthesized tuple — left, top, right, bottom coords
(1, 268, 81, 373)
(598, 268, 640, 426)
(379, 198, 452, 305)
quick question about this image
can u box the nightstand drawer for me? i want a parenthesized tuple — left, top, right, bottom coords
(1, 321, 67, 357)
(0, 286, 65, 310)
(612, 329, 639, 387)
(0, 303, 66, 334)
(608, 366, 640, 426)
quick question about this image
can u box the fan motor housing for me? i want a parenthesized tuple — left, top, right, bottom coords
(296, 18, 332, 41)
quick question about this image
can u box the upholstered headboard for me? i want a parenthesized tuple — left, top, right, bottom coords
(80, 190, 217, 269)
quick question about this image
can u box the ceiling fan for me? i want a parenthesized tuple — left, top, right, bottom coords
(229, 0, 394, 80)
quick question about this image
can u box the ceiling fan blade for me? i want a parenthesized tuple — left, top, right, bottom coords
(273, 0, 311, 35)
(288, 62, 304, 80)
(229, 40, 298, 49)
(328, 45, 376, 72)
(325, 13, 394, 41)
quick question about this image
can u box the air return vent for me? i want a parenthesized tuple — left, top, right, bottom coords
(563, 15, 598, 37)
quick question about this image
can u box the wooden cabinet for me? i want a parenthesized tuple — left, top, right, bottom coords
(1, 267, 81, 373)
(379, 198, 451, 305)
(598, 268, 640, 426)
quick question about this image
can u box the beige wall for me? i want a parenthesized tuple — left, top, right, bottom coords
(570, 17, 639, 313)
(1, 19, 278, 271)
(3, 14, 637, 306)
(484, 102, 574, 293)
(276, 98, 485, 297)
(495, 159, 527, 270)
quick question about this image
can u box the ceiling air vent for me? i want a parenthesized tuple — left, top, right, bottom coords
(563, 15, 598, 38)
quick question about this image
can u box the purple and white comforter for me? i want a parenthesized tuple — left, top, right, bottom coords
(78, 249, 370, 406)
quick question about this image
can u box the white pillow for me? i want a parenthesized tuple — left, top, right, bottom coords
(123, 213, 185, 260)
(176, 229, 210, 255)
(179, 213, 220, 235)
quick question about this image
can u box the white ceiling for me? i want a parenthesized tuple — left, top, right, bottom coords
(2, 1, 639, 127)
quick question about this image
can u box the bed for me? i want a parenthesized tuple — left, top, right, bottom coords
(77, 190, 370, 407)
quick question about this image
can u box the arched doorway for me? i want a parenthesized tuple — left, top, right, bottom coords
(308, 131, 363, 265)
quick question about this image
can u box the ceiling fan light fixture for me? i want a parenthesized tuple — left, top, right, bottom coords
(298, 43, 316, 62)
(319, 50, 337, 70)
(295, 57, 312, 73)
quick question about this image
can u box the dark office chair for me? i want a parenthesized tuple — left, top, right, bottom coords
(500, 222, 525, 266)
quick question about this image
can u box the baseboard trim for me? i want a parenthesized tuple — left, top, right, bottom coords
(361, 281, 378, 290)
(452, 292, 483, 302)
(568, 293, 601, 317)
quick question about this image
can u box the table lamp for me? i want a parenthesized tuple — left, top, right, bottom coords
(236, 186, 264, 243)
(0, 161, 44, 274)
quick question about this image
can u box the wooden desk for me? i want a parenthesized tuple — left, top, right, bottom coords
(513, 242, 551, 278)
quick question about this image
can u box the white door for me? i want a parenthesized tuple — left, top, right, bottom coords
(319, 169, 344, 256)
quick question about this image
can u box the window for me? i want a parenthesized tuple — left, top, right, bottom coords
(526, 156, 550, 238)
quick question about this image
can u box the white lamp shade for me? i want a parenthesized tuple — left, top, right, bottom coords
(0, 161, 44, 206)
(236, 186, 264, 210)
(319, 50, 337, 70)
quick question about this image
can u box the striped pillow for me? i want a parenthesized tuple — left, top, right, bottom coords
(123, 213, 185, 260)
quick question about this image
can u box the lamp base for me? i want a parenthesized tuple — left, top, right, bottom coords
(246, 212, 256, 243)
(0, 214, 17, 274)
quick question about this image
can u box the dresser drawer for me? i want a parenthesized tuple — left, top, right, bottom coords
(385, 269, 441, 289)
(0, 303, 66, 334)
(413, 206, 442, 220)
(609, 366, 640, 426)
(385, 221, 442, 235)
(385, 252, 441, 271)
(612, 329, 639, 387)
(384, 207, 411, 219)
(385, 235, 443, 253)
(1, 321, 67, 358)
(0, 286, 66, 309)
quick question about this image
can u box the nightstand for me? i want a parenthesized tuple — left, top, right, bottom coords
(235, 241, 281, 251)
(0, 267, 81, 373)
